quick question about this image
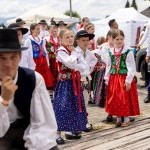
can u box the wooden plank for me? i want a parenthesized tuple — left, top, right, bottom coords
(59, 118, 150, 150)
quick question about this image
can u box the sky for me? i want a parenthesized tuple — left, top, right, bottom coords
(0, 0, 150, 19)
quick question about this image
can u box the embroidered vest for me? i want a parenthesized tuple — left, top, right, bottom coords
(30, 39, 46, 58)
(109, 50, 131, 74)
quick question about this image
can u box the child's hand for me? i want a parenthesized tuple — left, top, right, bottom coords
(67, 45, 74, 52)
(124, 82, 131, 91)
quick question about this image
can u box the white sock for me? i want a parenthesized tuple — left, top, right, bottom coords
(65, 132, 72, 135)
(117, 117, 121, 122)
(124, 117, 130, 122)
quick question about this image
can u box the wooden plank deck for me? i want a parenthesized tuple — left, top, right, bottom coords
(58, 74, 150, 150)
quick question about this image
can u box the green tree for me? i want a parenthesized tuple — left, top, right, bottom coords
(64, 10, 80, 19)
(131, 0, 138, 10)
(125, 0, 130, 8)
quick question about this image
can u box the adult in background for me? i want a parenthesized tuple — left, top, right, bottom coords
(108, 19, 119, 29)
(138, 21, 150, 103)
(0, 29, 58, 150)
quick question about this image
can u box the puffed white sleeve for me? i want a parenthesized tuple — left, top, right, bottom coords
(20, 39, 36, 70)
(87, 52, 98, 73)
(23, 72, 57, 150)
(42, 41, 50, 66)
(104, 52, 111, 85)
(57, 50, 78, 69)
(125, 50, 136, 84)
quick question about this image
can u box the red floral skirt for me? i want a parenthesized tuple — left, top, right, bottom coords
(105, 74, 140, 116)
(34, 56, 54, 89)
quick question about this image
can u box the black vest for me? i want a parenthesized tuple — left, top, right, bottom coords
(0, 67, 36, 128)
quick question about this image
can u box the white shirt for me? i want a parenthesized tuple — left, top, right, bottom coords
(56, 46, 90, 75)
(75, 46, 97, 75)
(104, 46, 136, 84)
(19, 44, 36, 70)
(0, 71, 57, 150)
(139, 21, 150, 56)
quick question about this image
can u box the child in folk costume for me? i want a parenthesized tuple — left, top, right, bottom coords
(84, 22, 96, 50)
(105, 30, 140, 127)
(84, 23, 96, 104)
(75, 30, 97, 131)
(53, 29, 88, 144)
(44, 25, 59, 99)
(25, 23, 54, 89)
(93, 29, 115, 119)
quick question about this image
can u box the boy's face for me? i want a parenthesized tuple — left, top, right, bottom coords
(77, 36, 90, 50)
(0, 52, 21, 80)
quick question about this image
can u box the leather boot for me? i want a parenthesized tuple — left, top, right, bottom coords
(144, 92, 150, 103)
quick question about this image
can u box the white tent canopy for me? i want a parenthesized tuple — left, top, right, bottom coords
(93, 7, 150, 47)
(7, 4, 79, 25)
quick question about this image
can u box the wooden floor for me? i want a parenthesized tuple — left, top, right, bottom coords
(58, 74, 150, 150)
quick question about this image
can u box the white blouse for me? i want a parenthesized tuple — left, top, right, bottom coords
(56, 46, 90, 76)
(0, 71, 57, 150)
(104, 46, 136, 84)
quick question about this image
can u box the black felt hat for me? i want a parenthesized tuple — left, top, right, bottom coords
(16, 18, 26, 24)
(7, 23, 28, 35)
(38, 20, 47, 25)
(0, 29, 28, 52)
(57, 21, 67, 26)
(76, 30, 95, 40)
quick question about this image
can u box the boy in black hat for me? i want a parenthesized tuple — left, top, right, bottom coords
(75, 30, 97, 132)
(0, 29, 58, 150)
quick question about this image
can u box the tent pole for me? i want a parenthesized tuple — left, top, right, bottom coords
(69, 0, 72, 18)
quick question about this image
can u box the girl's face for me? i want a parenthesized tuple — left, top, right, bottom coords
(113, 35, 124, 48)
(50, 28, 58, 37)
(61, 31, 74, 46)
(32, 25, 40, 36)
(87, 26, 95, 34)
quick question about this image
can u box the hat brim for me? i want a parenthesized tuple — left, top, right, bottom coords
(38, 22, 47, 25)
(76, 33, 95, 40)
(0, 47, 28, 52)
(10, 27, 28, 35)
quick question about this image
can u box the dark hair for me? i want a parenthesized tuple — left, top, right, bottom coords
(84, 22, 94, 31)
(106, 29, 116, 37)
(108, 19, 116, 28)
(30, 23, 39, 34)
(82, 17, 89, 22)
(111, 29, 125, 39)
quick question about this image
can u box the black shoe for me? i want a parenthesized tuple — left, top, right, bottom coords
(88, 101, 95, 104)
(84, 123, 93, 132)
(56, 137, 65, 145)
(140, 82, 149, 88)
(106, 115, 113, 122)
(65, 133, 81, 140)
(144, 95, 150, 103)
(130, 117, 135, 122)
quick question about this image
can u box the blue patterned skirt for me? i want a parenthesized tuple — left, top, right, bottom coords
(53, 80, 87, 132)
